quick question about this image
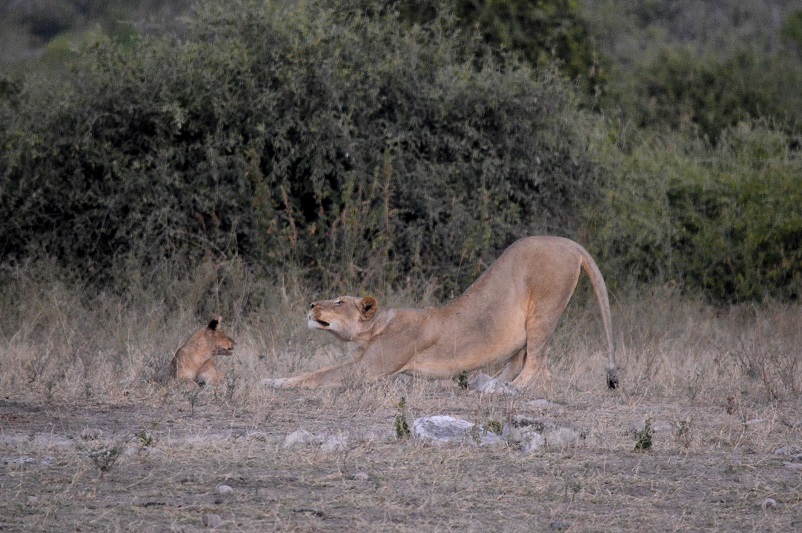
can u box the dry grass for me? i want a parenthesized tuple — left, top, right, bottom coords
(1, 265, 801, 531)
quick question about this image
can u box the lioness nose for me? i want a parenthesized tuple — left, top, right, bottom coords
(309, 302, 316, 310)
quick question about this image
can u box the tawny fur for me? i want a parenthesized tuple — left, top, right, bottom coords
(170, 317, 235, 388)
(263, 236, 618, 390)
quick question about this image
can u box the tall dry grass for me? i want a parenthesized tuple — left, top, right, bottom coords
(1, 260, 799, 408)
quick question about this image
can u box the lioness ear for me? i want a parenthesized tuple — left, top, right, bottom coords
(208, 317, 221, 330)
(360, 297, 378, 319)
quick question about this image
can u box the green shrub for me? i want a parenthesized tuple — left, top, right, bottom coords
(591, 123, 802, 302)
(0, 0, 602, 294)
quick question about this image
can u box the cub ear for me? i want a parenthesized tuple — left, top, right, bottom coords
(208, 316, 222, 330)
(359, 297, 378, 319)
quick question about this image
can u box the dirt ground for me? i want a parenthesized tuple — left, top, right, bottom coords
(2, 377, 801, 532)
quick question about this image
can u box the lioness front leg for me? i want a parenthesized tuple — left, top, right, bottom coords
(262, 360, 391, 389)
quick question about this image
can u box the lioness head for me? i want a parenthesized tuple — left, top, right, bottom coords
(307, 296, 378, 341)
(207, 316, 236, 356)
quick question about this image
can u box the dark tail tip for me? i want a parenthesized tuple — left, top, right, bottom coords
(606, 368, 619, 390)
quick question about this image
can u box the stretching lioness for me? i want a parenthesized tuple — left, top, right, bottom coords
(263, 236, 618, 390)
(171, 317, 235, 387)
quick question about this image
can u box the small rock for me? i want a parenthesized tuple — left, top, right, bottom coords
(26, 496, 39, 505)
(773, 445, 802, 456)
(529, 399, 553, 410)
(320, 435, 347, 453)
(80, 428, 103, 440)
(761, 498, 777, 510)
(353, 471, 369, 482)
(246, 431, 268, 441)
(519, 431, 546, 454)
(505, 416, 585, 454)
(413, 415, 504, 446)
(216, 484, 234, 495)
(468, 374, 520, 395)
(283, 430, 323, 449)
(202, 513, 223, 528)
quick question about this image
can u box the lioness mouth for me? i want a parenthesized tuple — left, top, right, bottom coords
(315, 320, 330, 327)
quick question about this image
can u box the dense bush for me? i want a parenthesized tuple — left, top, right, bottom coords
(591, 123, 802, 302)
(1, 0, 800, 304)
(583, 0, 802, 141)
(0, 0, 602, 293)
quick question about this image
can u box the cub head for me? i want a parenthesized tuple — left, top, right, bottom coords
(307, 296, 378, 341)
(206, 316, 236, 356)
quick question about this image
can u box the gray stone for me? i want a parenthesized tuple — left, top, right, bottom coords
(413, 415, 504, 446)
(202, 513, 223, 528)
(320, 435, 348, 453)
(468, 373, 520, 395)
(773, 445, 802, 457)
(80, 428, 103, 440)
(283, 429, 323, 449)
(504, 416, 586, 454)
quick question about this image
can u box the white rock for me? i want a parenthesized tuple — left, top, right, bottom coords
(413, 415, 504, 447)
(504, 416, 585, 454)
(320, 435, 348, 453)
(468, 373, 520, 395)
(202, 513, 223, 528)
(761, 498, 777, 510)
(283, 429, 323, 449)
(216, 484, 234, 495)
(80, 428, 103, 440)
(773, 445, 802, 456)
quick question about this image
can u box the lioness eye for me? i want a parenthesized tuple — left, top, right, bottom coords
(334, 300, 343, 306)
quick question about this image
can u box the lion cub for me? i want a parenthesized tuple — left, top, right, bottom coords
(170, 317, 235, 388)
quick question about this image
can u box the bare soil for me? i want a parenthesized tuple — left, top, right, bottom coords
(2, 378, 801, 532)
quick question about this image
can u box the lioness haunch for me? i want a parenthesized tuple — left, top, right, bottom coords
(263, 236, 618, 390)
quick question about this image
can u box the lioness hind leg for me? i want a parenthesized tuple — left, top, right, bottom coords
(511, 315, 559, 388)
(497, 349, 526, 382)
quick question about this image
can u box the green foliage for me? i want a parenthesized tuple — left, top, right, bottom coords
(591, 123, 802, 302)
(454, 370, 469, 390)
(0, 0, 601, 294)
(399, 0, 602, 94)
(395, 396, 411, 439)
(634, 418, 653, 451)
(583, 0, 802, 140)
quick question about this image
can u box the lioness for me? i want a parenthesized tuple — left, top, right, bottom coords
(263, 236, 618, 390)
(171, 317, 235, 387)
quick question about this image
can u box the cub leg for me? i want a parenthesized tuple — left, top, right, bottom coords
(197, 358, 224, 386)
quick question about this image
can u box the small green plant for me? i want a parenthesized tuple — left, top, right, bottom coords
(395, 396, 411, 439)
(485, 419, 503, 435)
(634, 418, 653, 452)
(185, 387, 201, 416)
(564, 477, 582, 502)
(87, 444, 125, 476)
(454, 370, 469, 390)
(674, 419, 693, 448)
(137, 430, 154, 448)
